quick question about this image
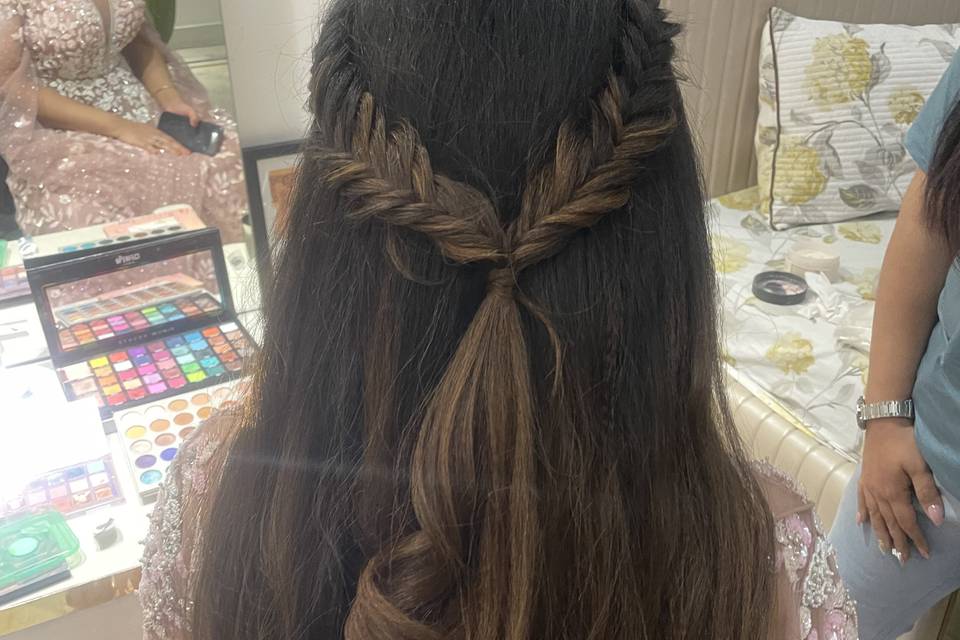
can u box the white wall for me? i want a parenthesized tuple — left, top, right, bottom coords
(176, 0, 222, 28)
(218, 0, 325, 146)
(170, 0, 224, 50)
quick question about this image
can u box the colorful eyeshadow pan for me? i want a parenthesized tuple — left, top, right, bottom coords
(58, 321, 251, 414)
(57, 292, 223, 352)
(53, 279, 198, 322)
(115, 380, 245, 500)
(0, 457, 123, 519)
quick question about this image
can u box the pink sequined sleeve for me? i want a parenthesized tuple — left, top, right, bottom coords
(0, 0, 38, 163)
(140, 429, 222, 640)
(755, 463, 859, 640)
(0, 1, 20, 78)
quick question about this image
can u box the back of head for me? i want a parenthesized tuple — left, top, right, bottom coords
(194, 1, 776, 638)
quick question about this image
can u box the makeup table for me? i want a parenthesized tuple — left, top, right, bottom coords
(0, 242, 262, 638)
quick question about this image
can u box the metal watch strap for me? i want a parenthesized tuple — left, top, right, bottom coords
(856, 397, 914, 430)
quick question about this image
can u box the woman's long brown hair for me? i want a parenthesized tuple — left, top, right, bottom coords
(192, 1, 777, 638)
(926, 97, 960, 253)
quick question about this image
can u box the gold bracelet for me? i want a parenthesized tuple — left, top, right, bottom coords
(152, 84, 177, 96)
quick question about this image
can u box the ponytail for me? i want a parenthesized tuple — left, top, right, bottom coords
(313, 71, 675, 638)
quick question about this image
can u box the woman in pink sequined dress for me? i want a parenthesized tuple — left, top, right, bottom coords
(140, 0, 858, 638)
(0, 0, 247, 242)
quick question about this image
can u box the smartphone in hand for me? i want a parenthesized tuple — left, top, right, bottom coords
(157, 112, 225, 156)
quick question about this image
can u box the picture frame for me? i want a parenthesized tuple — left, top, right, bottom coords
(242, 140, 303, 279)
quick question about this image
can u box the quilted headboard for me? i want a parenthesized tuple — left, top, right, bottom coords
(661, 0, 960, 197)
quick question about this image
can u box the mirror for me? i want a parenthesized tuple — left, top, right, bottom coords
(242, 140, 302, 276)
(0, 0, 292, 626)
(0, 0, 257, 318)
(0, 0, 258, 617)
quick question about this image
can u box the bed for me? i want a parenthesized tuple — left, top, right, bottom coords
(661, 0, 960, 635)
(712, 186, 897, 459)
(712, 187, 955, 638)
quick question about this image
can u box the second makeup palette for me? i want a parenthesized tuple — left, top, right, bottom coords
(0, 265, 29, 304)
(114, 380, 246, 500)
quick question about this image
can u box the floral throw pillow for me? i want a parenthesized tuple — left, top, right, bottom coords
(757, 8, 960, 229)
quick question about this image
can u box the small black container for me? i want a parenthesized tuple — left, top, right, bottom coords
(752, 271, 809, 306)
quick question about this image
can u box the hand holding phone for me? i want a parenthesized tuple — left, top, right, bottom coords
(157, 112, 225, 157)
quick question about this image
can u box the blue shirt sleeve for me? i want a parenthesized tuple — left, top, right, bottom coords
(906, 50, 960, 173)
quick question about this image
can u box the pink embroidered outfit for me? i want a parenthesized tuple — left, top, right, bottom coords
(140, 428, 859, 640)
(0, 0, 247, 243)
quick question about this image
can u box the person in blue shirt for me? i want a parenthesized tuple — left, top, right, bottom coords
(830, 50, 960, 640)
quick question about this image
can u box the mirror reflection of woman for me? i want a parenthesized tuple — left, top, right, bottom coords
(0, 0, 247, 242)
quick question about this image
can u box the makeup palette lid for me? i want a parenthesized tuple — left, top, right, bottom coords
(26, 229, 234, 365)
(0, 511, 79, 592)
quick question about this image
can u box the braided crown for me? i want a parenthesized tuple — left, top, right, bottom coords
(313, 73, 675, 298)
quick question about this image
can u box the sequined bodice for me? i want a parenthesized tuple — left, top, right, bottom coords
(20, 0, 144, 81)
(1, 0, 156, 122)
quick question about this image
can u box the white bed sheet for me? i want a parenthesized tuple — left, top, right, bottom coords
(712, 186, 897, 455)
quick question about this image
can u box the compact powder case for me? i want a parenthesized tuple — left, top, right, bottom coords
(752, 271, 809, 306)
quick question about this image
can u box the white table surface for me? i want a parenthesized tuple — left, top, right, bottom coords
(0, 405, 153, 616)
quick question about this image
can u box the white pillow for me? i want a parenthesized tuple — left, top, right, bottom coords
(756, 8, 960, 228)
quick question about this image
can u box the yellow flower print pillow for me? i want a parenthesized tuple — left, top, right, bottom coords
(757, 8, 960, 229)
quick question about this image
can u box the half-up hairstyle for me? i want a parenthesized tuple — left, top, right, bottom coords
(192, 1, 777, 639)
(926, 97, 960, 253)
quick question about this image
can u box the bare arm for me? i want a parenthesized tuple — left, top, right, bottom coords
(858, 170, 954, 563)
(35, 82, 188, 155)
(26, 31, 189, 154)
(123, 30, 199, 126)
(123, 31, 177, 108)
(866, 170, 953, 404)
(36, 87, 125, 137)
(2, 8, 186, 153)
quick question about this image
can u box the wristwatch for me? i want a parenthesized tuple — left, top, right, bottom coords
(856, 396, 914, 430)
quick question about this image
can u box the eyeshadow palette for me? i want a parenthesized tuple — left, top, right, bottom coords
(56, 291, 222, 350)
(0, 511, 79, 603)
(27, 228, 254, 419)
(59, 321, 251, 411)
(54, 225, 184, 254)
(1, 457, 123, 519)
(114, 380, 245, 500)
(26, 205, 206, 257)
(0, 265, 29, 304)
